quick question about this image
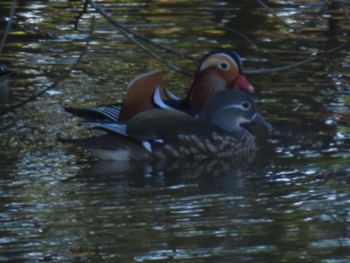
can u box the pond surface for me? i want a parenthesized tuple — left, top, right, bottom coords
(0, 0, 350, 262)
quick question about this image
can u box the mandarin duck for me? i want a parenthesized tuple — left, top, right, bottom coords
(64, 50, 254, 121)
(61, 90, 271, 161)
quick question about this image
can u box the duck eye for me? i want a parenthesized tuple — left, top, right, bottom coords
(219, 62, 229, 70)
(241, 101, 251, 110)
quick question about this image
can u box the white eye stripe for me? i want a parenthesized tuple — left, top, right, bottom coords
(200, 53, 238, 71)
(215, 53, 237, 64)
(220, 104, 243, 111)
(221, 102, 251, 111)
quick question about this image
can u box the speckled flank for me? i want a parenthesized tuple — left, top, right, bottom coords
(153, 129, 256, 161)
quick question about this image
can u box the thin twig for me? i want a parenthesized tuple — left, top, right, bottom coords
(0, 16, 96, 116)
(257, 0, 293, 29)
(245, 41, 349, 74)
(340, 0, 350, 21)
(87, 0, 196, 63)
(85, 0, 196, 75)
(0, 0, 16, 54)
(217, 25, 260, 52)
(73, 0, 89, 30)
(216, 25, 264, 70)
(81, 0, 349, 76)
(257, 0, 326, 36)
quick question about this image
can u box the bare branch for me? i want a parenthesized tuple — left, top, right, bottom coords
(87, 0, 196, 63)
(0, 16, 96, 117)
(339, 0, 350, 21)
(75, 0, 350, 77)
(84, 0, 196, 76)
(245, 41, 349, 74)
(216, 25, 264, 69)
(0, 0, 16, 54)
(256, 0, 292, 29)
(73, 0, 89, 31)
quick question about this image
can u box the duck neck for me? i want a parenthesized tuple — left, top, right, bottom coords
(186, 70, 226, 113)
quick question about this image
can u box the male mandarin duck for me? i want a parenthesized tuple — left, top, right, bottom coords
(65, 50, 254, 121)
(61, 90, 271, 161)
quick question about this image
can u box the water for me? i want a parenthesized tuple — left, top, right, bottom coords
(0, 0, 349, 262)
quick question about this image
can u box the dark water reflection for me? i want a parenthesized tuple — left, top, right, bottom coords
(0, 0, 350, 262)
(79, 159, 251, 192)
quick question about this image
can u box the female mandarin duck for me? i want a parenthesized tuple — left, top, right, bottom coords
(61, 90, 271, 161)
(65, 50, 254, 121)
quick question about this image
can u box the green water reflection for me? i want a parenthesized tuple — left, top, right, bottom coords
(0, 0, 349, 262)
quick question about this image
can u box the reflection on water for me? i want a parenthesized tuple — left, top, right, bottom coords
(0, 0, 349, 262)
(78, 159, 250, 192)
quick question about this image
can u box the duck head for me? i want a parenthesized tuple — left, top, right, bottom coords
(186, 51, 254, 112)
(198, 90, 271, 133)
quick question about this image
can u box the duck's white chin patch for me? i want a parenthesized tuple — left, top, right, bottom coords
(90, 149, 130, 161)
